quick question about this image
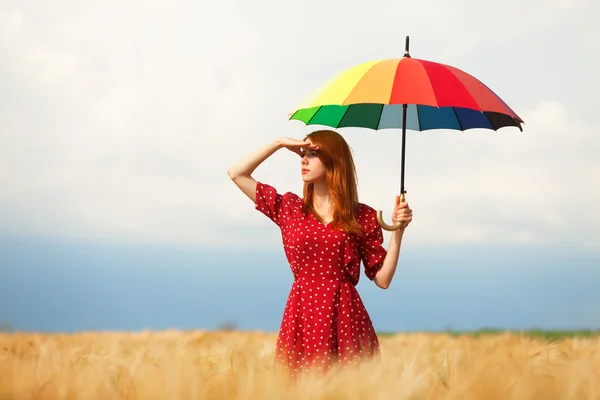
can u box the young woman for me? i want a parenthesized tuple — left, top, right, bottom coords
(227, 130, 413, 376)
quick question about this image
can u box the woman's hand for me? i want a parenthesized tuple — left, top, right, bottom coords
(278, 137, 319, 157)
(392, 196, 413, 229)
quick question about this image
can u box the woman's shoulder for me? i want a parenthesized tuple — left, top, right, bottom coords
(356, 202, 378, 224)
(257, 181, 303, 204)
(284, 190, 303, 205)
(357, 202, 377, 215)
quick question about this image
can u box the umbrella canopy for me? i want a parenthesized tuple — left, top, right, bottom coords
(289, 36, 523, 230)
(290, 56, 523, 132)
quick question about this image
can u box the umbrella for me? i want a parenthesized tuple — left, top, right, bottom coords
(289, 36, 523, 231)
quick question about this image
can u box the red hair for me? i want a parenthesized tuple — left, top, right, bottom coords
(302, 130, 363, 236)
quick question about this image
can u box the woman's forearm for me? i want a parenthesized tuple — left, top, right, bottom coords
(227, 136, 315, 203)
(227, 138, 283, 180)
(374, 229, 405, 289)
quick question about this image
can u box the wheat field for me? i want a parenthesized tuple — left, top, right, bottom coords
(1, 329, 600, 400)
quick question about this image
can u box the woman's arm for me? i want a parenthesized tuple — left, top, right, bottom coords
(227, 137, 317, 202)
(374, 229, 405, 289)
(373, 200, 412, 289)
(227, 139, 283, 202)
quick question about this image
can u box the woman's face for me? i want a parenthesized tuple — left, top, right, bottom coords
(300, 142, 326, 184)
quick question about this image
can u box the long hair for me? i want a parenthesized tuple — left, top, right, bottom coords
(302, 130, 363, 236)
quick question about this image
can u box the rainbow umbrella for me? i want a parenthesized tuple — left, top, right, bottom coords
(289, 36, 524, 231)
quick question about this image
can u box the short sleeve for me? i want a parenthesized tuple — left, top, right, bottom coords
(358, 207, 387, 281)
(255, 181, 285, 227)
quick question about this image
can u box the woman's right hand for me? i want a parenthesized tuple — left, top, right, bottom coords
(278, 137, 319, 157)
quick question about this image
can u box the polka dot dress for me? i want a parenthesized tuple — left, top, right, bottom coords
(255, 182, 387, 375)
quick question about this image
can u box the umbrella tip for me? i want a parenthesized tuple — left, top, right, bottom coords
(404, 35, 411, 58)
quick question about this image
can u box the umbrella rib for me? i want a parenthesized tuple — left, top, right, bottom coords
(336, 104, 352, 128)
(450, 107, 464, 132)
(376, 103, 385, 130)
(487, 111, 501, 132)
(306, 106, 323, 125)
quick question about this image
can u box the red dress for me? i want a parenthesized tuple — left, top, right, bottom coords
(255, 181, 388, 375)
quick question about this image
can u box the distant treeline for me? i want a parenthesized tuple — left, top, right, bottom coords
(377, 328, 600, 340)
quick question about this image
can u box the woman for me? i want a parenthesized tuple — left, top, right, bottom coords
(227, 130, 413, 375)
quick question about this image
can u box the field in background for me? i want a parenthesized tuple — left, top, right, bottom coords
(1, 329, 600, 400)
(378, 328, 600, 340)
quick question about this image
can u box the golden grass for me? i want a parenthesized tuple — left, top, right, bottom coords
(1, 330, 600, 400)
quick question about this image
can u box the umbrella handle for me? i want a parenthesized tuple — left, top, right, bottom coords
(376, 193, 406, 231)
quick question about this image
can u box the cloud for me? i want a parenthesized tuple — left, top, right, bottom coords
(0, 2, 269, 244)
(0, 1, 598, 251)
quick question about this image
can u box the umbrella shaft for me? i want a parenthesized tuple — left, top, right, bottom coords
(401, 103, 407, 195)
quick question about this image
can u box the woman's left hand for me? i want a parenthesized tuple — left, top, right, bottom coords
(392, 196, 413, 229)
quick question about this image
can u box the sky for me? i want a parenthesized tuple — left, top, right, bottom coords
(1, 0, 599, 333)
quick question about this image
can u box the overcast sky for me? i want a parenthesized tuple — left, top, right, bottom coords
(1, 0, 599, 332)
(1, 0, 599, 250)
